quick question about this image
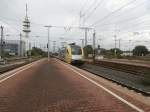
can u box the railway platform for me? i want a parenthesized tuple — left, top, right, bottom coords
(0, 58, 149, 112)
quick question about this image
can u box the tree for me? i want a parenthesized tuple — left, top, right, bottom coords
(109, 48, 122, 56)
(28, 47, 47, 57)
(83, 45, 93, 58)
(100, 48, 107, 55)
(133, 45, 149, 56)
(95, 48, 107, 55)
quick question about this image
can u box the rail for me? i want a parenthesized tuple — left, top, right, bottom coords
(0, 57, 41, 74)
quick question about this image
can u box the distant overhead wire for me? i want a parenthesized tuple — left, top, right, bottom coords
(80, 0, 98, 17)
(89, 0, 137, 27)
(120, 20, 150, 29)
(79, 0, 90, 13)
(95, 0, 147, 27)
(96, 14, 148, 28)
(76, 0, 98, 27)
(84, 0, 104, 21)
(68, 0, 91, 27)
(0, 17, 84, 40)
(0, 16, 21, 24)
(96, 20, 150, 32)
(0, 18, 20, 32)
(95, 12, 150, 28)
(31, 21, 92, 30)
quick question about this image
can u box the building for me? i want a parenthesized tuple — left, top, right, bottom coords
(0, 40, 26, 56)
(121, 51, 133, 56)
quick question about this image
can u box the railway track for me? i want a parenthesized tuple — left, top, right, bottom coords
(79, 63, 150, 96)
(0, 57, 41, 74)
(93, 60, 150, 77)
(53, 57, 150, 96)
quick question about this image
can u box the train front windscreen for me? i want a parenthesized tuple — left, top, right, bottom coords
(71, 46, 82, 55)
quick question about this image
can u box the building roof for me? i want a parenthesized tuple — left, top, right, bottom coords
(0, 40, 25, 45)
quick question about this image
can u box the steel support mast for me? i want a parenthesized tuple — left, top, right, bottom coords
(45, 26, 52, 61)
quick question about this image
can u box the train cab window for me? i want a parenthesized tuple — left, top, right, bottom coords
(71, 46, 82, 55)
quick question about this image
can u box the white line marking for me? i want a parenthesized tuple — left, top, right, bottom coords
(55, 59, 144, 112)
(0, 59, 43, 83)
(0, 62, 33, 79)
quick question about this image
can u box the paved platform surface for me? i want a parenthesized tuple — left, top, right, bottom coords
(0, 59, 149, 112)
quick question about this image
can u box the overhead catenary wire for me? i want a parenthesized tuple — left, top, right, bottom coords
(0, 16, 88, 41)
(80, 0, 98, 17)
(0, 16, 85, 41)
(96, 24, 150, 33)
(1, 0, 145, 33)
(1, 0, 149, 47)
(94, 0, 148, 28)
(0, 17, 73, 31)
(84, 0, 104, 21)
(0, 19, 21, 33)
(65, 0, 92, 27)
(79, 0, 90, 13)
(95, 13, 149, 29)
(110, 19, 150, 31)
(0, 17, 62, 30)
(69, 0, 93, 27)
(89, 0, 137, 27)
(78, 0, 100, 27)
(2, 0, 146, 33)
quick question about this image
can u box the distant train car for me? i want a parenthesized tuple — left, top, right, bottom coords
(58, 47, 65, 60)
(59, 43, 84, 64)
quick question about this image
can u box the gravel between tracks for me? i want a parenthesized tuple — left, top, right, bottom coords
(80, 64, 150, 95)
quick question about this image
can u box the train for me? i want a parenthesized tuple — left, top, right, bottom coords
(59, 43, 84, 65)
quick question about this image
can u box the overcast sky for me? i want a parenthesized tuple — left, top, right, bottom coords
(0, 0, 150, 51)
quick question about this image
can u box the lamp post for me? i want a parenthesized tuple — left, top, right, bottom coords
(44, 26, 52, 61)
(19, 33, 23, 56)
(129, 40, 132, 56)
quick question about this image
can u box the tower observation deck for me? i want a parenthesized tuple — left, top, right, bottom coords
(22, 4, 31, 37)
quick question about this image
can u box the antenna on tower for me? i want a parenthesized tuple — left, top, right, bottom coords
(26, 3, 28, 17)
(22, 3, 31, 56)
(23, 3, 31, 36)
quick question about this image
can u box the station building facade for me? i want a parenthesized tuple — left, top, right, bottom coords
(0, 40, 26, 56)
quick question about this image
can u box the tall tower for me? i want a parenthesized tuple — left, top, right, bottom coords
(23, 4, 31, 38)
(22, 4, 31, 56)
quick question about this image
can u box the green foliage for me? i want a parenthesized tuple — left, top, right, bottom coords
(133, 45, 149, 56)
(3, 52, 13, 58)
(100, 48, 107, 55)
(95, 48, 107, 55)
(83, 45, 93, 57)
(109, 48, 122, 56)
(29, 47, 47, 57)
